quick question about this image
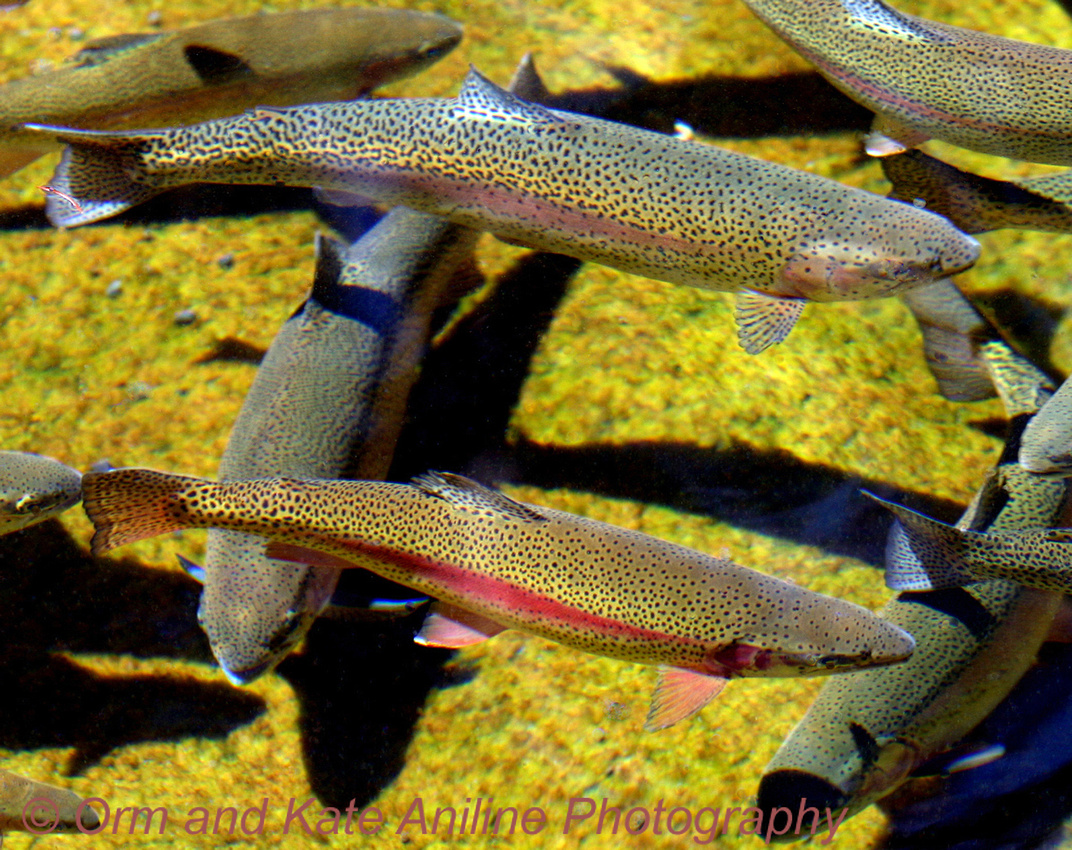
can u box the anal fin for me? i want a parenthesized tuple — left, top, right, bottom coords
(866, 115, 930, 157)
(735, 289, 805, 354)
(645, 667, 726, 731)
(415, 601, 506, 647)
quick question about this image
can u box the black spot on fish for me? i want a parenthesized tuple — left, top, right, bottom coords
(849, 721, 881, 768)
(184, 45, 255, 85)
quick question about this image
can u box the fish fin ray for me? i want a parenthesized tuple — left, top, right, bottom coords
(900, 281, 997, 402)
(415, 602, 506, 647)
(176, 554, 205, 583)
(81, 468, 199, 555)
(645, 667, 726, 731)
(862, 490, 978, 589)
(29, 140, 157, 227)
(734, 289, 804, 354)
(454, 65, 560, 128)
(412, 472, 548, 523)
(264, 541, 362, 570)
(866, 115, 929, 157)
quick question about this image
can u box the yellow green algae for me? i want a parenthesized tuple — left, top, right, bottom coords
(0, 0, 1071, 847)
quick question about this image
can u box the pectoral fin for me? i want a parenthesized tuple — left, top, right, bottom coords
(645, 667, 726, 731)
(866, 116, 930, 157)
(415, 601, 506, 647)
(734, 289, 804, 354)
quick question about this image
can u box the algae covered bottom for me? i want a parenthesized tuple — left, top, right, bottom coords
(2, 0, 1072, 847)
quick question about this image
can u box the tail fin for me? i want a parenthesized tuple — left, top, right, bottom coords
(81, 468, 201, 555)
(24, 125, 159, 227)
(863, 491, 978, 591)
(900, 280, 997, 402)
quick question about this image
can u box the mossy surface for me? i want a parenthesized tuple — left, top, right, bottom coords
(0, 0, 1068, 847)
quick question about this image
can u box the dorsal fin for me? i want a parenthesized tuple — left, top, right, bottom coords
(453, 66, 560, 128)
(411, 472, 548, 523)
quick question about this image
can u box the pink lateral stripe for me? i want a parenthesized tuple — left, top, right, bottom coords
(314, 533, 713, 660)
(399, 171, 708, 258)
(796, 45, 1066, 142)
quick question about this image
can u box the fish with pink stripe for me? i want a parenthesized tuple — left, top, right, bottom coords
(79, 467, 914, 728)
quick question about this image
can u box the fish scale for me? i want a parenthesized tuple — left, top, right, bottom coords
(80, 467, 914, 729)
(742, 0, 1072, 164)
(31, 68, 978, 352)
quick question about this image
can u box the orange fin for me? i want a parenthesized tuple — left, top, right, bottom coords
(414, 601, 506, 647)
(80, 468, 200, 555)
(645, 667, 727, 731)
(264, 541, 361, 570)
(734, 289, 804, 354)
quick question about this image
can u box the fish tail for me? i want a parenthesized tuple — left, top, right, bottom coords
(862, 491, 979, 591)
(81, 468, 201, 555)
(900, 280, 997, 402)
(28, 127, 158, 227)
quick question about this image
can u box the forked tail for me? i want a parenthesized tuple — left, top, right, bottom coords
(81, 468, 201, 555)
(23, 124, 159, 227)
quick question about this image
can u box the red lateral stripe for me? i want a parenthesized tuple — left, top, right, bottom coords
(320, 533, 710, 658)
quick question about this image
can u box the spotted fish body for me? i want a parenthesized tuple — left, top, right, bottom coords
(757, 339, 1065, 828)
(0, 7, 462, 178)
(741, 0, 1072, 164)
(0, 767, 99, 833)
(1021, 376, 1072, 477)
(201, 215, 480, 684)
(0, 450, 82, 534)
(81, 469, 915, 728)
(33, 69, 978, 353)
(883, 150, 1072, 237)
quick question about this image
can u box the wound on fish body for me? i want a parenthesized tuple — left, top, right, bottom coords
(80, 467, 915, 729)
(30, 66, 978, 353)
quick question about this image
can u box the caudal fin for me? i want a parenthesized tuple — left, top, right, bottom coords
(24, 125, 159, 226)
(863, 491, 978, 591)
(81, 468, 201, 555)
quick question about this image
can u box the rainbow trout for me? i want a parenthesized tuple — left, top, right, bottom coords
(31, 69, 979, 353)
(0, 768, 99, 833)
(196, 215, 479, 685)
(80, 469, 915, 729)
(757, 333, 1064, 828)
(741, 0, 1072, 164)
(1021, 375, 1072, 477)
(0, 7, 461, 178)
(0, 450, 82, 534)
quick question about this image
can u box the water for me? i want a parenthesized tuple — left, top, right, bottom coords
(1, 0, 1072, 847)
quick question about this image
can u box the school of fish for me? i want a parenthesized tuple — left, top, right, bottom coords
(5, 0, 1072, 843)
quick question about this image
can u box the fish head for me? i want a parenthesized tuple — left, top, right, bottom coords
(723, 593, 916, 678)
(197, 531, 341, 685)
(777, 214, 980, 301)
(344, 11, 463, 91)
(0, 451, 82, 535)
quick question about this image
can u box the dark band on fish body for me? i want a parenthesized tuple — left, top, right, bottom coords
(898, 589, 997, 641)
